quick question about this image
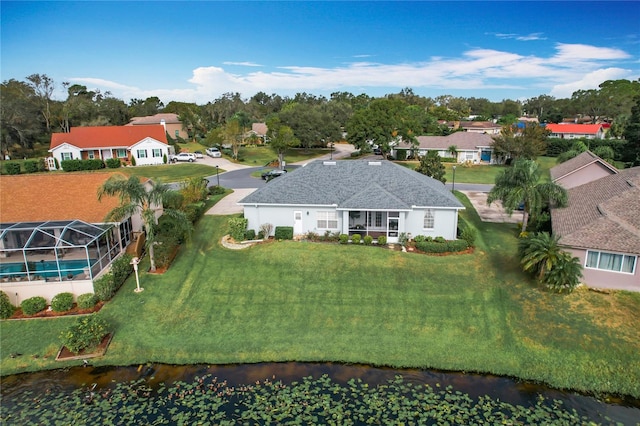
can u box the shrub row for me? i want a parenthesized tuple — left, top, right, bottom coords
(415, 239, 469, 253)
(274, 226, 293, 240)
(339, 234, 387, 245)
(2, 159, 47, 175)
(61, 159, 106, 172)
(93, 254, 133, 301)
(0, 290, 98, 318)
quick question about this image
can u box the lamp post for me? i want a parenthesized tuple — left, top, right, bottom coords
(452, 165, 457, 193)
(330, 142, 334, 160)
(215, 165, 220, 187)
(130, 257, 143, 293)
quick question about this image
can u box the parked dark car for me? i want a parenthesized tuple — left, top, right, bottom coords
(373, 148, 382, 155)
(261, 169, 287, 181)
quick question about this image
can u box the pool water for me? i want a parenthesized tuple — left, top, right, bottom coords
(0, 259, 94, 279)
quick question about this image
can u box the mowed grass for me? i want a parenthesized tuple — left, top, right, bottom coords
(235, 146, 330, 167)
(119, 163, 224, 183)
(399, 156, 557, 184)
(1, 194, 639, 397)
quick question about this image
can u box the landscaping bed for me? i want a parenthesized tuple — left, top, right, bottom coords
(5, 302, 104, 320)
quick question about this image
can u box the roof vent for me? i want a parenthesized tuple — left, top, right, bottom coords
(368, 161, 382, 166)
(323, 161, 336, 165)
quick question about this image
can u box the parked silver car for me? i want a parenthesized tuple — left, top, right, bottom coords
(206, 147, 222, 158)
(171, 153, 197, 162)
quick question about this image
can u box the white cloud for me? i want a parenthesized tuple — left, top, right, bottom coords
(491, 32, 546, 41)
(67, 42, 637, 103)
(222, 61, 263, 67)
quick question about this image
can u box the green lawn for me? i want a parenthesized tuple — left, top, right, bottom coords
(119, 163, 225, 183)
(235, 146, 331, 167)
(399, 156, 557, 184)
(1, 193, 639, 397)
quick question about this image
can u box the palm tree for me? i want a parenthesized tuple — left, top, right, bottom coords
(448, 145, 458, 161)
(98, 175, 189, 272)
(519, 232, 582, 293)
(487, 159, 567, 232)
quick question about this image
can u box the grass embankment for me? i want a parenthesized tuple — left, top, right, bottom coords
(1, 193, 639, 398)
(399, 156, 557, 184)
(118, 163, 225, 184)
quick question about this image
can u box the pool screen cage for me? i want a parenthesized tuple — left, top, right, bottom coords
(0, 220, 121, 282)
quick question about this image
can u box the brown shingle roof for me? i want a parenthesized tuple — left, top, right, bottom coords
(413, 132, 495, 150)
(551, 167, 640, 254)
(0, 172, 126, 223)
(550, 150, 617, 181)
(128, 113, 182, 125)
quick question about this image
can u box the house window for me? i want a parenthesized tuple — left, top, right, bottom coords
(137, 149, 148, 159)
(175, 130, 180, 137)
(61, 152, 73, 161)
(368, 212, 383, 228)
(465, 153, 473, 160)
(116, 149, 127, 158)
(317, 211, 338, 229)
(152, 149, 162, 158)
(586, 250, 636, 274)
(87, 150, 95, 159)
(423, 210, 434, 229)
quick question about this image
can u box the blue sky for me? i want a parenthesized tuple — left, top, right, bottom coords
(2, 1, 639, 104)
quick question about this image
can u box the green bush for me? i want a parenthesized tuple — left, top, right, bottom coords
(59, 314, 109, 354)
(21, 296, 47, 315)
(377, 235, 387, 245)
(5, 163, 21, 175)
(228, 217, 248, 241)
(339, 234, 349, 244)
(93, 273, 115, 301)
(111, 254, 133, 287)
(183, 202, 206, 224)
(60, 159, 105, 172)
(395, 149, 407, 161)
(77, 293, 97, 309)
(23, 160, 39, 173)
(154, 234, 179, 269)
(351, 234, 361, 244)
(51, 292, 74, 312)
(434, 236, 446, 243)
(460, 227, 477, 247)
(274, 226, 294, 240)
(130, 156, 136, 166)
(208, 185, 226, 195)
(363, 235, 373, 245)
(244, 229, 256, 240)
(415, 239, 469, 254)
(105, 158, 122, 168)
(413, 235, 426, 243)
(0, 291, 15, 319)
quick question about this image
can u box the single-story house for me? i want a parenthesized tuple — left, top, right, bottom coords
(550, 151, 618, 189)
(0, 172, 160, 303)
(550, 167, 640, 292)
(239, 160, 464, 243)
(442, 121, 502, 134)
(247, 122, 268, 143)
(127, 113, 188, 139)
(393, 132, 497, 164)
(545, 124, 605, 139)
(49, 125, 172, 168)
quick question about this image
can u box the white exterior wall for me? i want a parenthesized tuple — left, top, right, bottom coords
(2, 279, 95, 306)
(50, 144, 83, 164)
(130, 138, 169, 166)
(404, 208, 458, 240)
(244, 205, 459, 240)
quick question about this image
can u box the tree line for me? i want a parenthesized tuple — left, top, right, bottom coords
(1, 73, 639, 160)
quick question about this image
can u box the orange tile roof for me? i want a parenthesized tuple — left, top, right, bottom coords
(50, 125, 168, 150)
(545, 124, 602, 134)
(0, 172, 128, 223)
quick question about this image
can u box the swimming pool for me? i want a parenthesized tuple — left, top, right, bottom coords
(0, 259, 95, 279)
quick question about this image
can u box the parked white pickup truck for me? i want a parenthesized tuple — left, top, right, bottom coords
(171, 153, 197, 163)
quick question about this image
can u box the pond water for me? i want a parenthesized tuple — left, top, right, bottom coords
(2, 362, 639, 424)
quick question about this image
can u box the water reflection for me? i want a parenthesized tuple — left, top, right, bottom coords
(2, 362, 639, 424)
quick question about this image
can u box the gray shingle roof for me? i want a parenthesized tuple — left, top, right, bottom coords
(551, 167, 640, 254)
(239, 160, 464, 210)
(550, 151, 617, 181)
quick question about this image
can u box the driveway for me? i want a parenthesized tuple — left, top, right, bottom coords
(460, 191, 520, 224)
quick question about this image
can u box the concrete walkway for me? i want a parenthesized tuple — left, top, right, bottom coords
(460, 191, 520, 224)
(205, 188, 255, 215)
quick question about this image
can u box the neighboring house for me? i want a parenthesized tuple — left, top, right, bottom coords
(239, 160, 464, 243)
(443, 121, 502, 134)
(49, 125, 171, 168)
(127, 113, 188, 140)
(394, 132, 497, 164)
(545, 124, 605, 139)
(0, 172, 161, 302)
(550, 167, 640, 292)
(247, 122, 268, 142)
(550, 151, 618, 189)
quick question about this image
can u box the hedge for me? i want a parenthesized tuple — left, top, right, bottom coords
(4, 163, 21, 175)
(60, 159, 105, 172)
(415, 239, 469, 254)
(93, 254, 133, 301)
(274, 226, 293, 240)
(77, 293, 97, 309)
(105, 158, 122, 168)
(228, 217, 248, 241)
